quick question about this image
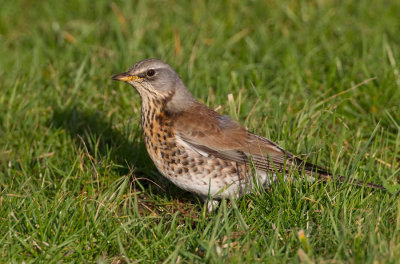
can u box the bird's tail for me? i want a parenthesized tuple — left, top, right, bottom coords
(295, 157, 385, 190)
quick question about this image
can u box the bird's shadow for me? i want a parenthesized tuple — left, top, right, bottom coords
(49, 106, 200, 209)
(50, 106, 146, 174)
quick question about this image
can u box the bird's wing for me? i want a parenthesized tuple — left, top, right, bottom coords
(174, 104, 326, 175)
(172, 104, 389, 190)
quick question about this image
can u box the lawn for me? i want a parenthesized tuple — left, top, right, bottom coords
(1, 0, 400, 262)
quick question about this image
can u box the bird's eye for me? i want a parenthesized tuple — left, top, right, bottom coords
(146, 69, 155, 77)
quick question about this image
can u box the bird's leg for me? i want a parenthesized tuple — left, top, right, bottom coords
(203, 198, 220, 212)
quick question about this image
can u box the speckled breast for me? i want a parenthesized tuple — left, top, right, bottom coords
(142, 110, 180, 174)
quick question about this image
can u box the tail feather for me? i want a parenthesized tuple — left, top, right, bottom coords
(294, 157, 385, 190)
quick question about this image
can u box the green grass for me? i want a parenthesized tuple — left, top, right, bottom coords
(1, 0, 400, 262)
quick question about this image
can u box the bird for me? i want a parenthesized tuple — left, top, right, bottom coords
(112, 58, 384, 211)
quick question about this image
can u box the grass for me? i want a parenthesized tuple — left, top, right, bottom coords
(1, 0, 400, 262)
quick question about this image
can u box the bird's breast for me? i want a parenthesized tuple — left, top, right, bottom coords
(141, 106, 180, 170)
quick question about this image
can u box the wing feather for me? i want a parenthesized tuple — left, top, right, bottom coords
(171, 103, 385, 190)
(173, 104, 327, 176)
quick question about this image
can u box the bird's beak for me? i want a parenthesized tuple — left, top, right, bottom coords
(112, 72, 142, 82)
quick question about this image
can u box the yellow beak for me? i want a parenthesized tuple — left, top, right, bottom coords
(112, 72, 142, 82)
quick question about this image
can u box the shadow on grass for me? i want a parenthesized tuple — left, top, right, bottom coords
(50, 106, 146, 173)
(49, 106, 200, 214)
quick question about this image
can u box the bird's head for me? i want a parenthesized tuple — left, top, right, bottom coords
(112, 59, 197, 112)
(112, 59, 186, 100)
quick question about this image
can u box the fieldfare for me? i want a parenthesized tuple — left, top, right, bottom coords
(112, 59, 384, 211)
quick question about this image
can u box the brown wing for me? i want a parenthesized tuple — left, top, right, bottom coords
(174, 103, 326, 175)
